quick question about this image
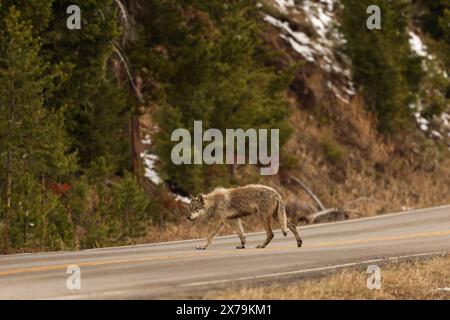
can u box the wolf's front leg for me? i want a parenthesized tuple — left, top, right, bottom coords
(196, 222, 224, 250)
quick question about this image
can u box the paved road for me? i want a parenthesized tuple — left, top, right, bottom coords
(0, 205, 449, 299)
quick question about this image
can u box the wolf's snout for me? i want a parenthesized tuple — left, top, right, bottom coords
(186, 213, 196, 221)
(186, 212, 200, 221)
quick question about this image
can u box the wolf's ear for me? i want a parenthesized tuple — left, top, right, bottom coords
(189, 194, 194, 200)
(199, 194, 205, 204)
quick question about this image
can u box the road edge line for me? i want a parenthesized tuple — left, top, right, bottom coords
(181, 251, 448, 287)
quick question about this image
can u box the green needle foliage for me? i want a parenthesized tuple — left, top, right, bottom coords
(42, 0, 131, 171)
(127, 0, 293, 195)
(0, 2, 146, 252)
(340, 0, 424, 133)
(0, 6, 76, 251)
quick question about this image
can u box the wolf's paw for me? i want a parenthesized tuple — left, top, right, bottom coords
(195, 245, 207, 250)
(297, 241, 303, 248)
(255, 244, 266, 249)
(236, 245, 245, 249)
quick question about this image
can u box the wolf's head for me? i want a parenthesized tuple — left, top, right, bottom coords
(186, 194, 206, 221)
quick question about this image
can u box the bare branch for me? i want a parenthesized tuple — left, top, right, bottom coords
(112, 43, 144, 103)
(305, 208, 340, 224)
(290, 176, 326, 211)
(289, 177, 379, 225)
(114, 0, 132, 43)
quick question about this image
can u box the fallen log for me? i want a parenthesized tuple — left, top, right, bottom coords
(290, 176, 378, 224)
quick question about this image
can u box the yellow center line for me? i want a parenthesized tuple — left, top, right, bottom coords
(0, 229, 449, 277)
(300, 229, 450, 249)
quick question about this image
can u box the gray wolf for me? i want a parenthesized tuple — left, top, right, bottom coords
(187, 184, 303, 250)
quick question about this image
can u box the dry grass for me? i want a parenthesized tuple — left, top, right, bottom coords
(143, 216, 269, 244)
(280, 93, 450, 219)
(204, 255, 450, 300)
(140, 155, 450, 245)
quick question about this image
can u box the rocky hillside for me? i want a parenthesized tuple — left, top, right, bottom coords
(265, 0, 448, 211)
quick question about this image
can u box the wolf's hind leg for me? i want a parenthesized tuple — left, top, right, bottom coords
(288, 222, 303, 247)
(256, 216, 274, 248)
(231, 218, 246, 249)
(196, 222, 223, 250)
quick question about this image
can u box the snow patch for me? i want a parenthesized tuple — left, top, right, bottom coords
(142, 136, 152, 145)
(441, 113, 450, 127)
(141, 153, 162, 185)
(430, 130, 442, 139)
(265, 0, 355, 104)
(408, 31, 427, 57)
(172, 194, 191, 204)
(412, 102, 430, 133)
(274, 0, 295, 12)
(264, 15, 311, 45)
(411, 102, 450, 145)
(280, 34, 315, 62)
(407, 34, 449, 143)
(140, 135, 162, 185)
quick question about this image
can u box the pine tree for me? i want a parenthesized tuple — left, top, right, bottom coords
(416, 0, 450, 117)
(0, 6, 75, 252)
(40, 0, 132, 172)
(129, 0, 292, 194)
(340, 0, 424, 133)
(111, 172, 150, 243)
(0, 0, 53, 34)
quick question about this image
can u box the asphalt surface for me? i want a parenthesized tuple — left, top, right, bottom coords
(0, 205, 449, 299)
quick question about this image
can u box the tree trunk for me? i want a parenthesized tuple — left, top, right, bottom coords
(3, 36, 16, 254)
(130, 114, 142, 177)
(3, 152, 12, 254)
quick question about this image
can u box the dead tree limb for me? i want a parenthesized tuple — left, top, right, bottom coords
(305, 208, 340, 224)
(290, 176, 326, 211)
(112, 43, 144, 104)
(290, 176, 378, 224)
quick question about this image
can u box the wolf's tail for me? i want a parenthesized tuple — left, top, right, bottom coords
(277, 199, 289, 237)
